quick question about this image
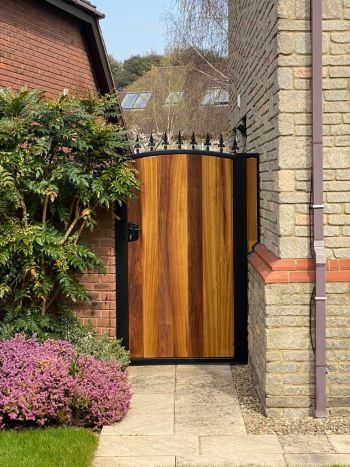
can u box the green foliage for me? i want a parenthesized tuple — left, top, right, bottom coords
(0, 309, 59, 341)
(0, 306, 130, 370)
(57, 308, 130, 370)
(109, 53, 163, 89)
(0, 88, 139, 318)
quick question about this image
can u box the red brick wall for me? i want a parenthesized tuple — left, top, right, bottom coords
(0, 0, 116, 336)
(73, 209, 116, 337)
(0, 0, 98, 97)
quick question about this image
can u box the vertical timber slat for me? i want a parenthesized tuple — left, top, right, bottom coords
(217, 158, 234, 356)
(172, 156, 189, 357)
(187, 155, 203, 357)
(202, 156, 220, 356)
(142, 157, 159, 357)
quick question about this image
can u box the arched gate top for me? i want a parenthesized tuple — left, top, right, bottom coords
(128, 149, 259, 161)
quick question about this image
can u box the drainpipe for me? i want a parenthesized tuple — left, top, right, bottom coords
(312, 0, 327, 418)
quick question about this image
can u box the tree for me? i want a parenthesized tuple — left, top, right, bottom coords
(165, 0, 228, 82)
(0, 88, 138, 318)
(109, 53, 163, 90)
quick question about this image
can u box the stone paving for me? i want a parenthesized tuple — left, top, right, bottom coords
(93, 365, 350, 466)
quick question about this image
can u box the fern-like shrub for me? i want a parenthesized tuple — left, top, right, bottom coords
(0, 88, 138, 318)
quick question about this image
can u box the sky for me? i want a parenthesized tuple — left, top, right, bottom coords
(95, 0, 172, 62)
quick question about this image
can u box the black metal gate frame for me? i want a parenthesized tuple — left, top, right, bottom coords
(115, 149, 260, 365)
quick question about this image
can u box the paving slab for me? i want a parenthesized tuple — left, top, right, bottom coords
(177, 453, 287, 466)
(175, 364, 233, 377)
(128, 365, 175, 377)
(278, 435, 335, 454)
(199, 435, 283, 455)
(128, 375, 175, 394)
(130, 393, 174, 414)
(175, 365, 246, 436)
(101, 411, 174, 436)
(95, 435, 199, 457)
(328, 434, 350, 453)
(93, 456, 175, 467)
(95, 364, 350, 466)
(285, 452, 350, 466)
(175, 421, 246, 436)
(175, 391, 239, 405)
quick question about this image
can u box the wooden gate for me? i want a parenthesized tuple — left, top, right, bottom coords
(116, 149, 258, 363)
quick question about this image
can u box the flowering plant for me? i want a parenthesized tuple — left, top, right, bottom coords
(0, 335, 131, 428)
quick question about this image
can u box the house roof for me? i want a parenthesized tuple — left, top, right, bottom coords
(64, 0, 105, 19)
(41, 0, 113, 93)
(121, 64, 229, 139)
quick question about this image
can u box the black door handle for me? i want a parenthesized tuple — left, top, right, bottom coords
(128, 223, 140, 242)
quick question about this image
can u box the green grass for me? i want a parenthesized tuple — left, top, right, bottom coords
(0, 427, 98, 467)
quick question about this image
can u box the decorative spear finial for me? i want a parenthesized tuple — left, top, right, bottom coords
(148, 133, 155, 151)
(190, 132, 197, 150)
(231, 132, 238, 154)
(205, 133, 211, 151)
(218, 134, 225, 153)
(134, 135, 140, 154)
(162, 131, 169, 150)
(176, 131, 184, 149)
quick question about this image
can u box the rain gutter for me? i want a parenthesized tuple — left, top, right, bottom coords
(312, 0, 327, 418)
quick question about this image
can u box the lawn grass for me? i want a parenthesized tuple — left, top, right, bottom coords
(0, 426, 98, 467)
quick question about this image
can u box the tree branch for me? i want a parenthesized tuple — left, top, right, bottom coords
(46, 286, 60, 312)
(42, 194, 49, 224)
(59, 200, 81, 245)
(19, 196, 29, 227)
(74, 218, 87, 245)
(169, 18, 228, 81)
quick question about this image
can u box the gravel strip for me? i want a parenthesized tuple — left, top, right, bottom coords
(231, 364, 350, 435)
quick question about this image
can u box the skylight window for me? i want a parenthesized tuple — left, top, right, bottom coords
(121, 93, 138, 109)
(202, 88, 229, 106)
(165, 91, 184, 105)
(121, 92, 152, 110)
(133, 92, 152, 109)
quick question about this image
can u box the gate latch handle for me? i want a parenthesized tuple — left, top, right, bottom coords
(128, 223, 141, 242)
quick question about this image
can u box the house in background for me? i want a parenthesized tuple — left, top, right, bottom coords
(0, 0, 117, 337)
(120, 65, 229, 150)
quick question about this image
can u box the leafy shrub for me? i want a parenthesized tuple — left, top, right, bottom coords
(58, 308, 130, 370)
(0, 308, 61, 341)
(0, 307, 130, 370)
(0, 88, 138, 318)
(0, 335, 131, 428)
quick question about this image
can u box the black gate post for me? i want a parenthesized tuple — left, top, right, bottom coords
(115, 202, 129, 349)
(233, 154, 249, 363)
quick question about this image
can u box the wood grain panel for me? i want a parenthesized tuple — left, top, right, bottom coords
(187, 155, 203, 357)
(216, 158, 234, 356)
(141, 157, 159, 357)
(247, 158, 258, 252)
(170, 156, 189, 357)
(157, 156, 175, 357)
(128, 153, 234, 359)
(202, 156, 220, 357)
